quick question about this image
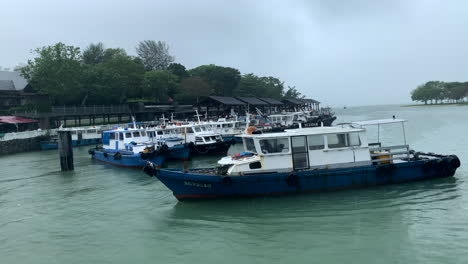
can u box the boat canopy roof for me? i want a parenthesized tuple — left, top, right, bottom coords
(240, 126, 365, 138)
(350, 119, 406, 126)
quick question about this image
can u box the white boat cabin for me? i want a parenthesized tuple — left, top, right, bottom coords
(167, 123, 224, 145)
(218, 119, 410, 176)
(146, 127, 185, 148)
(102, 128, 154, 153)
(207, 120, 244, 136)
(64, 127, 101, 141)
(268, 112, 307, 126)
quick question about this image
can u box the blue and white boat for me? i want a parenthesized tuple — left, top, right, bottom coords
(146, 126, 190, 161)
(143, 119, 461, 200)
(89, 127, 188, 168)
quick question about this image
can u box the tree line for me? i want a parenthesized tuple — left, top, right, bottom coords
(20, 41, 303, 106)
(411, 81, 468, 104)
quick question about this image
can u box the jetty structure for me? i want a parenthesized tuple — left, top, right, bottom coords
(143, 119, 460, 200)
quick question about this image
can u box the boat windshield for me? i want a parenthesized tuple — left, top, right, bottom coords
(259, 137, 289, 154)
(244, 138, 256, 152)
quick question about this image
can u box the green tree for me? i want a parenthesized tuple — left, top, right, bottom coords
(190, 64, 240, 96)
(235, 74, 284, 99)
(175, 76, 213, 104)
(142, 71, 179, 103)
(20, 42, 84, 105)
(136, 40, 174, 71)
(81, 50, 145, 104)
(82, 42, 105, 65)
(167, 63, 189, 80)
(283, 86, 304, 99)
(411, 84, 431, 104)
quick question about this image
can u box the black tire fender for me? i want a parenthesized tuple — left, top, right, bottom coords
(222, 176, 233, 185)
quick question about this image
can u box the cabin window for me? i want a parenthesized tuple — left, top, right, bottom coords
(186, 128, 194, 134)
(348, 133, 361, 146)
(157, 131, 163, 135)
(119, 133, 124, 140)
(259, 137, 289, 154)
(249, 161, 262, 169)
(125, 132, 132, 138)
(109, 133, 115, 140)
(133, 132, 140, 137)
(194, 127, 201, 132)
(308, 135, 324, 150)
(327, 134, 347, 148)
(327, 133, 361, 148)
(244, 138, 256, 152)
(141, 132, 146, 137)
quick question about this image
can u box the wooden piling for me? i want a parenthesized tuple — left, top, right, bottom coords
(58, 130, 74, 171)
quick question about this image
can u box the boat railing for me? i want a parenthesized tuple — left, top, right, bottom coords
(369, 144, 410, 163)
(0, 130, 49, 141)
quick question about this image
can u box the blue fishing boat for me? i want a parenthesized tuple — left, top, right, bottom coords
(89, 127, 189, 168)
(143, 119, 461, 200)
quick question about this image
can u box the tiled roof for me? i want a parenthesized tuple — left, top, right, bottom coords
(206, 96, 246, 105)
(0, 80, 15, 90)
(301, 98, 320, 104)
(283, 98, 306, 105)
(258, 97, 283, 105)
(236, 97, 268, 105)
(0, 71, 28, 91)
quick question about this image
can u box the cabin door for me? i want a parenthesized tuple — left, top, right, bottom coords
(291, 136, 309, 170)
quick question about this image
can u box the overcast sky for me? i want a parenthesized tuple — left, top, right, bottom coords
(2, 0, 468, 106)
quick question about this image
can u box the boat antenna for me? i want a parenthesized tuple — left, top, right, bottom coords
(131, 115, 137, 129)
(194, 109, 202, 124)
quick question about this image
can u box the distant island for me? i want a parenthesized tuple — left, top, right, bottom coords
(410, 81, 468, 105)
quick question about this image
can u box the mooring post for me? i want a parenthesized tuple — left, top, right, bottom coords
(58, 130, 74, 171)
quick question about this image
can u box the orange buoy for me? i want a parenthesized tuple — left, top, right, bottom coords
(247, 126, 256, 135)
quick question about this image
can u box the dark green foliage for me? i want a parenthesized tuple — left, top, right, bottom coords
(21, 42, 84, 105)
(235, 74, 286, 99)
(411, 81, 468, 104)
(167, 63, 189, 79)
(190, 64, 241, 96)
(142, 71, 179, 103)
(175, 77, 213, 104)
(19, 42, 304, 107)
(284, 86, 304, 99)
(82, 43, 105, 65)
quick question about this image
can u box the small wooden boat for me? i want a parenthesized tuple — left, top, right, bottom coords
(143, 119, 460, 200)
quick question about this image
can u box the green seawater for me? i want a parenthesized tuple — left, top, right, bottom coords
(1, 105, 467, 264)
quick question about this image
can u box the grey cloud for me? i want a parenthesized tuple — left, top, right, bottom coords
(2, 0, 468, 106)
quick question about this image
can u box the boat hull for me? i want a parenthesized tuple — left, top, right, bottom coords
(167, 144, 190, 160)
(221, 135, 242, 143)
(90, 144, 189, 168)
(91, 149, 165, 169)
(189, 141, 233, 155)
(144, 155, 460, 201)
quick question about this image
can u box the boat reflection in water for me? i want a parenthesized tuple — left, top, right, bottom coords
(144, 119, 460, 200)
